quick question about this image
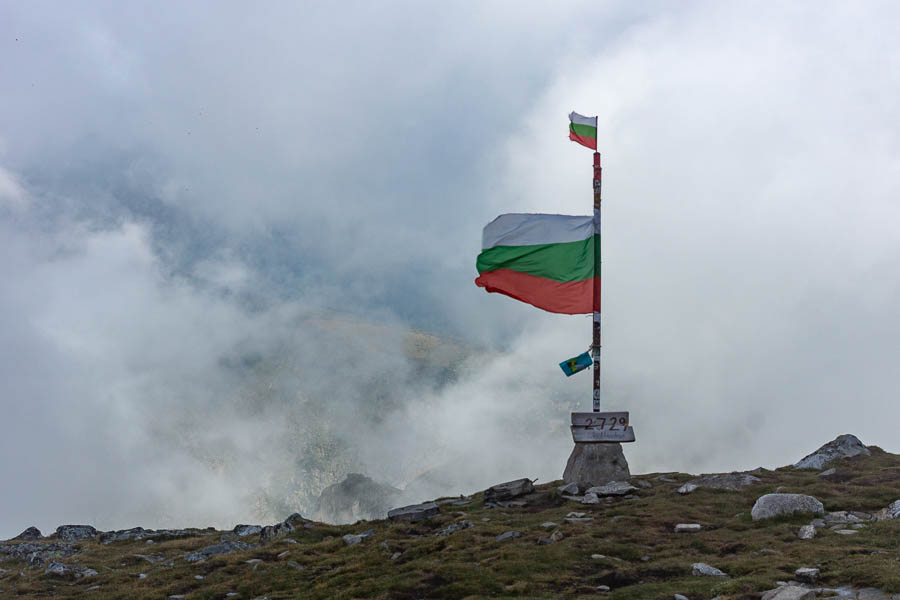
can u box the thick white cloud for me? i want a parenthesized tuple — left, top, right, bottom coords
(2, 2, 900, 537)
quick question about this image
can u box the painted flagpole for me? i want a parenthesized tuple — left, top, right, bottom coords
(592, 152, 602, 412)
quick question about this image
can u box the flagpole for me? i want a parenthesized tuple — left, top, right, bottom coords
(592, 151, 601, 412)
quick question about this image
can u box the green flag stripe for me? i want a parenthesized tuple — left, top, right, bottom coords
(476, 234, 600, 283)
(569, 123, 597, 139)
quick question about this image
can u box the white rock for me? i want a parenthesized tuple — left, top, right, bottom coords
(691, 563, 727, 577)
(585, 481, 639, 497)
(797, 525, 816, 539)
(818, 468, 837, 477)
(761, 586, 815, 600)
(794, 434, 871, 470)
(751, 494, 824, 520)
(794, 567, 819, 583)
(678, 483, 698, 495)
(874, 500, 900, 521)
(674, 523, 702, 533)
(674, 595, 690, 600)
(833, 529, 858, 535)
(540, 522, 558, 529)
(582, 492, 601, 504)
(596, 585, 611, 592)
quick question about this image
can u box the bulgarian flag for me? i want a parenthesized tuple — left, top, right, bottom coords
(475, 213, 600, 314)
(569, 112, 597, 150)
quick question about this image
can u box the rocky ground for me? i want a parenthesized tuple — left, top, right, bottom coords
(1, 435, 899, 599)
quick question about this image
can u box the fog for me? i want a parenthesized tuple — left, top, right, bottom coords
(2, 2, 900, 538)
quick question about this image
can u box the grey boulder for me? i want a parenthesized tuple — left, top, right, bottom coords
(563, 442, 630, 489)
(761, 586, 815, 600)
(11, 527, 42, 540)
(691, 562, 727, 577)
(797, 525, 816, 539)
(794, 434, 871, 470)
(388, 502, 440, 523)
(751, 494, 824, 520)
(585, 481, 638, 497)
(495, 530, 521, 542)
(55, 525, 98, 541)
(874, 500, 900, 521)
(484, 478, 534, 503)
(44, 562, 97, 578)
(184, 541, 253, 563)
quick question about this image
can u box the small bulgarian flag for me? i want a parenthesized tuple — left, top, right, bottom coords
(569, 112, 598, 150)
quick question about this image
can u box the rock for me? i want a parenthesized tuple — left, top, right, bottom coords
(634, 479, 652, 489)
(557, 482, 580, 495)
(549, 530, 564, 542)
(833, 529, 858, 535)
(873, 500, 900, 521)
(0, 541, 78, 567)
(794, 567, 819, 583)
(11, 527, 42, 540)
(436, 520, 472, 537)
(387, 501, 440, 523)
(44, 562, 97, 578)
(596, 585, 611, 592)
(825, 511, 863, 524)
(678, 483, 698, 495)
(810, 518, 826, 527)
(484, 478, 535, 503)
(563, 443, 630, 489)
(591, 554, 605, 559)
(540, 522, 558, 529)
(751, 494, 824, 520)
(184, 541, 253, 563)
(495, 531, 521, 542)
(342, 534, 364, 546)
(761, 586, 816, 600)
(674, 595, 690, 600)
(567, 512, 586, 518)
(819, 468, 837, 477)
(857, 589, 894, 600)
(55, 525, 98, 541)
(564, 517, 593, 523)
(797, 525, 816, 539)
(691, 563, 727, 577)
(286, 560, 304, 570)
(581, 492, 600, 504)
(233, 525, 263, 537)
(315, 473, 402, 523)
(674, 524, 702, 533)
(585, 481, 638, 497)
(794, 434, 871, 470)
(679, 473, 762, 494)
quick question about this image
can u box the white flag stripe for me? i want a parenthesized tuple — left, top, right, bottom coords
(482, 213, 594, 249)
(569, 112, 598, 128)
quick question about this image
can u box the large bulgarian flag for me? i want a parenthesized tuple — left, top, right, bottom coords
(475, 213, 600, 314)
(569, 112, 598, 150)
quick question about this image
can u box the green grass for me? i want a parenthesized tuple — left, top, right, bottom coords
(2, 448, 899, 599)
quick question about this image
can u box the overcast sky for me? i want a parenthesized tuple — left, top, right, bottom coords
(2, 1, 900, 537)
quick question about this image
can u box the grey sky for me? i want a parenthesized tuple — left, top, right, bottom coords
(1, 2, 900, 537)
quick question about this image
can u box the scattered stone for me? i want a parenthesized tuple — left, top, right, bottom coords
(549, 530, 564, 542)
(184, 541, 253, 563)
(581, 492, 600, 504)
(233, 525, 263, 537)
(674, 524, 702, 533)
(495, 531, 521, 542)
(825, 511, 863, 524)
(565, 517, 593, 523)
(277, 550, 290, 559)
(138, 573, 148, 579)
(857, 589, 895, 600)
(194, 575, 204, 580)
(44, 562, 97, 578)
(591, 554, 605, 559)
(761, 586, 815, 600)
(874, 500, 900, 521)
(794, 434, 871, 470)
(387, 502, 440, 523)
(286, 560, 304, 570)
(656, 476, 677, 483)
(674, 595, 690, 600)
(55, 525, 98, 541)
(691, 563, 727, 577)
(797, 525, 816, 539)
(819, 468, 837, 477)
(751, 494, 824, 520)
(852, 523, 867, 529)
(87, 586, 100, 591)
(245, 558, 263, 564)
(596, 585, 611, 592)
(585, 481, 638, 497)
(567, 512, 586, 518)
(0, 541, 78, 567)
(168, 596, 186, 599)
(484, 478, 535, 503)
(641, 555, 650, 561)
(226, 594, 239, 598)
(833, 529, 858, 535)
(679, 473, 762, 495)
(390, 552, 402, 560)
(436, 520, 472, 537)
(794, 567, 819, 583)
(11, 527, 42, 540)
(634, 479, 652, 489)
(810, 518, 826, 527)
(540, 522, 558, 529)
(557, 482, 580, 495)
(678, 483, 698, 495)
(563, 443, 630, 489)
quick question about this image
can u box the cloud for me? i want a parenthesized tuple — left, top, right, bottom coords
(2, 2, 900, 537)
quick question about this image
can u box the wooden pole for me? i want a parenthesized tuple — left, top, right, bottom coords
(592, 152, 602, 412)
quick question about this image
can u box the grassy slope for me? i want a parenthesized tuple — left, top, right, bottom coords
(2, 448, 899, 600)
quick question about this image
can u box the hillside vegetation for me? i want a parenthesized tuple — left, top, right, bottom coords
(2, 443, 899, 599)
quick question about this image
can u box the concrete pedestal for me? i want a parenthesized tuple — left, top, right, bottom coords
(563, 442, 630, 489)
